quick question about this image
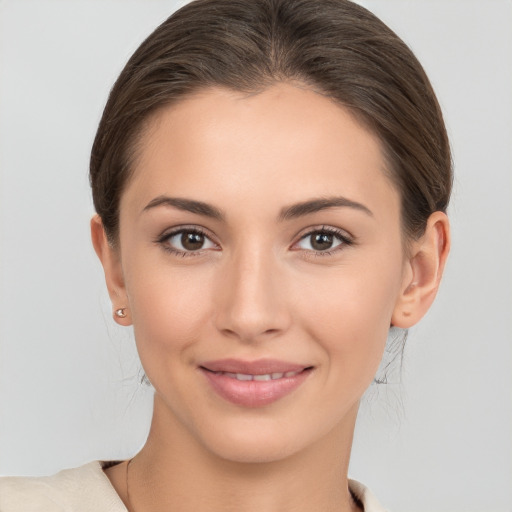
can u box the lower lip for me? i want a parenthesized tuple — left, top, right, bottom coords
(200, 368, 312, 407)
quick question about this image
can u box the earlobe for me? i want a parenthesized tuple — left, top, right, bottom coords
(90, 215, 132, 326)
(391, 211, 450, 328)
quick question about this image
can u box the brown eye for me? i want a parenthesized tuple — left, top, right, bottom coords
(310, 232, 334, 251)
(181, 232, 205, 250)
(162, 228, 217, 254)
(295, 229, 350, 254)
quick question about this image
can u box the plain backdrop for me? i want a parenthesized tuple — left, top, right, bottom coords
(0, 1, 511, 511)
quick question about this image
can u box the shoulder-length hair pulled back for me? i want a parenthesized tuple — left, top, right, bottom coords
(90, 0, 452, 244)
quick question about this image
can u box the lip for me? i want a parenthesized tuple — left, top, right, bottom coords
(200, 358, 313, 407)
(201, 358, 308, 375)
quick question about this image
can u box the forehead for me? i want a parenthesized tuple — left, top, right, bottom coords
(123, 83, 399, 219)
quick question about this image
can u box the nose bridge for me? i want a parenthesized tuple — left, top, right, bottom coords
(215, 237, 289, 341)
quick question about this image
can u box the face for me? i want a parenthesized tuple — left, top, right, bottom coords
(109, 83, 412, 462)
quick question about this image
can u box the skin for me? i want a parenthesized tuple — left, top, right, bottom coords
(92, 83, 450, 512)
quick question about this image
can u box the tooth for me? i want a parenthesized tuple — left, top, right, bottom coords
(271, 372, 284, 380)
(236, 373, 253, 381)
(284, 371, 298, 378)
(254, 374, 272, 381)
(224, 372, 237, 379)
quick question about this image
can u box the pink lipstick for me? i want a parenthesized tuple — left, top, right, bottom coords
(200, 358, 313, 407)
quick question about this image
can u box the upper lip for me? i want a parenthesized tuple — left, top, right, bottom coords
(200, 358, 311, 375)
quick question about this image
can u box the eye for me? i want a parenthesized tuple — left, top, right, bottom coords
(294, 227, 352, 254)
(158, 227, 218, 255)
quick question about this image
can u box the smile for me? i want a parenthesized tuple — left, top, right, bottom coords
(212, 370, 302, 381)
(199, 359, 313, 407)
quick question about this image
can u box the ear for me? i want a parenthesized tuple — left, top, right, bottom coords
(391, 211, 450, 328)
(90, 215, 132, 326)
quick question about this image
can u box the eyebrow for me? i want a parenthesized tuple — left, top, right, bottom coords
(142, 195, 373, 221)
(278, 196, 373, 221)
(142, 196, 225, 220)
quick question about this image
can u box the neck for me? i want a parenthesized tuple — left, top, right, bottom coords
(125, 395, 361, 512)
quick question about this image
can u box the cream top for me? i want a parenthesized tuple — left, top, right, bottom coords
(0, 461, 387, 511)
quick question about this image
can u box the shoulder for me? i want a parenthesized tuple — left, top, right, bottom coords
(349, 479, 388, 512)
(0, 461, 127, 512)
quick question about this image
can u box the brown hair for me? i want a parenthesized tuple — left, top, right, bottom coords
(90, 0, 452, 244)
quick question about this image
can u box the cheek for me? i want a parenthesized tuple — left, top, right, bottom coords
(123, 253, 214, 370)
(296, 254, 404, 381)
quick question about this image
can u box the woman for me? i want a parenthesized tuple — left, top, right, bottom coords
(0, 0, 451, 510)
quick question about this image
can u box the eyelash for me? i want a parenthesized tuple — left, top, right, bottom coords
(155, 225, 354, 258)
(155, 226, 218, 257)
(294, 226, 354, 258)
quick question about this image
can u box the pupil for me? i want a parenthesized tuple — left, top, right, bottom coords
(311, 232, 333, 251)
(182, 232, 204, 250)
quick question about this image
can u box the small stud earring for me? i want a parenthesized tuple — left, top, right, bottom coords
(115, 308, 127, 318)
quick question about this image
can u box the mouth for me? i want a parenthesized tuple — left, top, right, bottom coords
(199, 359, 314, 407)
(203, 369, 305, 381)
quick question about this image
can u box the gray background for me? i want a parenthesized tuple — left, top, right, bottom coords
(0, 1, 511, 511)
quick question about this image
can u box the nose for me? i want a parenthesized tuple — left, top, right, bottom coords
(214, 242, 291, 343)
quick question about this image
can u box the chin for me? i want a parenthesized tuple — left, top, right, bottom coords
(204, 429, 302, 464)
(194, 412, 339, 465)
